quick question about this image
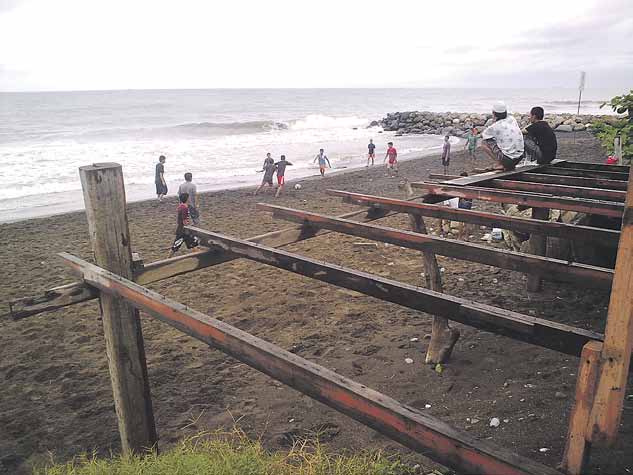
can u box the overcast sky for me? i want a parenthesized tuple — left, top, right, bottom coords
(1, 0, 631, 91)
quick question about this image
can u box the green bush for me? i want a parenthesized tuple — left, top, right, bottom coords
(35, 429, 420, 475)
(591, 90, 633, 163)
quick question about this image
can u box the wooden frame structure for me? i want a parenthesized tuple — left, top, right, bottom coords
(6, 159, 633, 475)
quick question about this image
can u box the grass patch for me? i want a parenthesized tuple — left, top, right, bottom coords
(36, 429, 420, 475)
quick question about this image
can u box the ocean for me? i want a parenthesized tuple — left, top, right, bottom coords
(0, 88, 621, 223)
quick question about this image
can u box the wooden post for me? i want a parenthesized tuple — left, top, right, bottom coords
(526, 207, 549, 292)
(409, 214, 460, 363)
(79, 163, 157, 454)
(561, 341, 602, 475)
(587, 171, 633, 446)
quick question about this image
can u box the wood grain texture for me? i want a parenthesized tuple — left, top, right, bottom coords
(79, 163, 157, 454)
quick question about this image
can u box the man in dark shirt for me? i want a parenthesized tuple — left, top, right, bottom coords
(155, 155, 167, 201)
(275, 154, 293, 197)
(254, 153, 276, 195)
(524, 106, 557, 164)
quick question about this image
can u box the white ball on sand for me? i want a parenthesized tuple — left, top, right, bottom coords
(294, 183, 302, 190)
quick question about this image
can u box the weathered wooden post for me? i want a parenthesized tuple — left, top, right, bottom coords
(560, 340, 601, 475)
(526, 207, 549, 291)
(399, 179, 459, 363)
(79, 163, 157, 454)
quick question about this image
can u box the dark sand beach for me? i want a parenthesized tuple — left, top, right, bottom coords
(1, 132, 631, 474)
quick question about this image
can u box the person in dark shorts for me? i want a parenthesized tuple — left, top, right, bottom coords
(274, 154, 293, 198)
(255, 153, 276, 195)
(168, 192, 199, 258)
(524, 106, 557, 164)
(481, 101, 525, 171)
(441, 135, 451, 174)
(367, 139, 376, 167)
(457, 172, 473, 239)
(155, 155, 167, 201)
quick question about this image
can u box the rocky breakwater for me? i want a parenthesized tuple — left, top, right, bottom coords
(379, 111, 620, 137)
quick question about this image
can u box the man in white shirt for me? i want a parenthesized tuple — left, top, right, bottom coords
(481, 101, 525, 171)
(178, 172, 199, 225)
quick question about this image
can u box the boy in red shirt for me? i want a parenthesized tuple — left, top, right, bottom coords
(168, 192, 200, 257)
(384, 141, 398, 177)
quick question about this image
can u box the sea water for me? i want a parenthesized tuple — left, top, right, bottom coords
(0, 88, 620, 222)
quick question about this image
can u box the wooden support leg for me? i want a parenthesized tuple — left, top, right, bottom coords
(560, 341, 602, 475)
(79, 163, 157, 454)
(527, 207, 549, 292)
(409, 214, 460, 364)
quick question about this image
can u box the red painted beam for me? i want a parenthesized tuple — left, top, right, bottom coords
(59, 252, 562, 475)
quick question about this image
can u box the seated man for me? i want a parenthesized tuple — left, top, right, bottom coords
(481, 101, 524, 171)
(524, 106, 557, 164)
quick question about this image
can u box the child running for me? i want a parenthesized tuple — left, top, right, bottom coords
(168, 192, 200, 258)
(313, 148, 331, 177)
(384, 141, 398, 177)
(274, 154, 293, 197)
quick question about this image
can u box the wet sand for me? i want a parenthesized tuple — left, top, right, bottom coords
(1, 132, 631, 474)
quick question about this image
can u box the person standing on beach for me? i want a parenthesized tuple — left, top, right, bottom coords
(463, 128, 478, 162)
(155, 155, 167, 201)
(441, 135, 451, 175)
(367, 139, 376, 167)
(384, 141, 398, 177)
(481, 101, 524, 171)
(167, 192, 199, 258)
(523, 106, 557, 164)
(255, 153, 276, 195)
(274, 154, 293, 198)
(178, 172, 199, 225)
(313, 148, 331, 177)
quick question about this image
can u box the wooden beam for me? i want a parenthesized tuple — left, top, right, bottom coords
(78, 163, 157, 454)
(446, 161, 563, 186)
(539, 167, 629, 181)
(409, 182, 624, 218)
(326, 190, 620, 247)
(257, 204, 613, 289)
(561, 341, 602, 475)
(429, 173, 460, 181)
(515, 173, 628, 191)
(187, 227, 604, 357)
(489, 179, 626, 202)
(587, 171, 633, 446)
(59, 252, 563, 475)
(555, 161, 630, 173)
(7, 206, 395, 320)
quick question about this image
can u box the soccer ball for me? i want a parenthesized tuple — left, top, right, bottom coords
(294, 183, 302, 190)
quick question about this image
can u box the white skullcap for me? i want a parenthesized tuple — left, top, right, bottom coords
(492, 101, 507, 113)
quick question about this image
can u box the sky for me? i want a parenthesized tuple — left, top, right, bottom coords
(0, 0, 631, 91)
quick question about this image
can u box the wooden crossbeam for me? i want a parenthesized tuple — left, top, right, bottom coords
(512, 173, 628, 191)
(59, 252, 562, 475)
(326, 190, 620, 247)
(187, 227, 603, 357)
(488, 179, 626, 202)
(538, 167, 629, 181)
(446, 161, 561, 186)
(257, 204, 614, 289)
(555, 161, 630, 173)
(409, 182, 624, 218)
(6, 205, 400, 320)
